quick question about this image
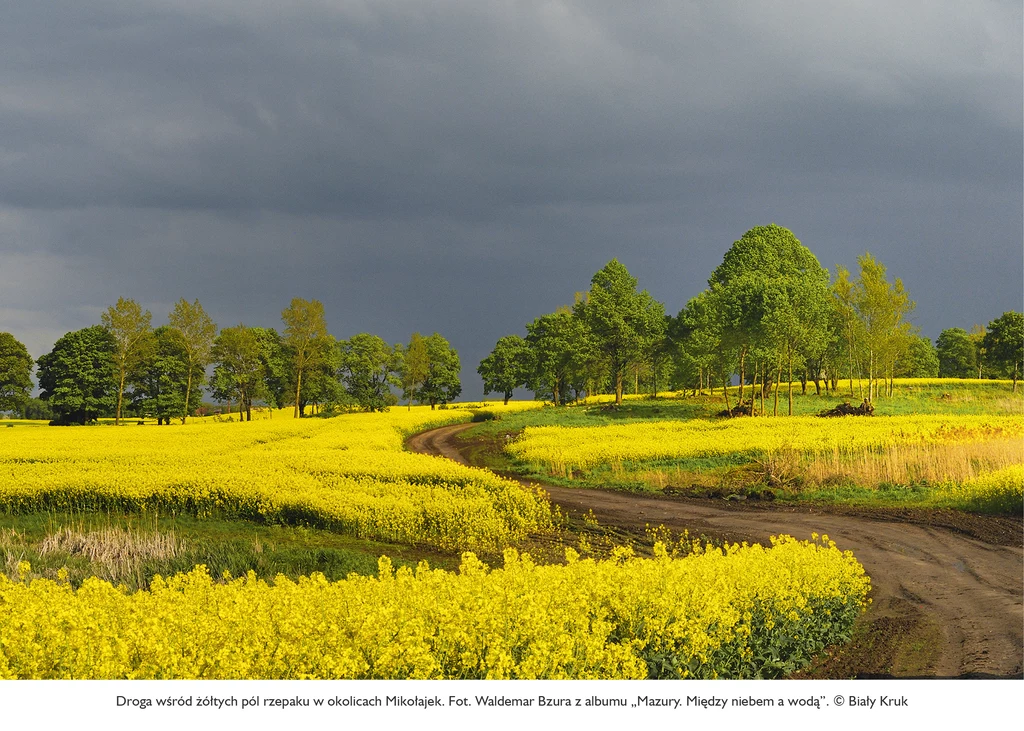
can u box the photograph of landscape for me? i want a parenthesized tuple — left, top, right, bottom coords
(0, 1, 1020, 725)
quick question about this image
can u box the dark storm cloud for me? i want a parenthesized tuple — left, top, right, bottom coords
(1, 1, 1020, 394)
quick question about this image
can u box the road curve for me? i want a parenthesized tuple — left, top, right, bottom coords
(407, 422, 1023, 678)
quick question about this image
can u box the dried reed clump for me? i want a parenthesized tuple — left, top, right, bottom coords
(1, 529, 29, 577)
(38, 526, 185, 582)
(0, 528, 27, 547)
(802, 438, 1023, 487)
(994, 398, 1024, 414)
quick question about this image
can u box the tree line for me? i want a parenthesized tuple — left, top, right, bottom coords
(478, 224, 1024, 411)
(2, 224, 1021, 423)
(0, 298, 462, 425)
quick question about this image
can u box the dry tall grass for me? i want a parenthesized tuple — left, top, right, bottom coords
(801, 438, 1023, 487)
(634, 438, 1023, 493)
(0, 528, 28, 578)
(38, 525, 184, 582)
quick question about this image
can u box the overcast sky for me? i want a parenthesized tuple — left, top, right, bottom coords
(2, 1, 1021, 397)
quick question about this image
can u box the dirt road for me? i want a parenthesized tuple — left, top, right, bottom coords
(407, 422, 1023, 678)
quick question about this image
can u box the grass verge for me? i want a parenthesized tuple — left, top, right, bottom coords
(0, 511, 461, 591)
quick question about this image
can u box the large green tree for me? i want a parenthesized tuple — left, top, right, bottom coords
(167, 298, 217, 423)
(250, 327, 291, 411)
(983, 311, 1024, 392)
(297, 335, 343, 415)
(0, 332, 33, 414)
(673, 291, 728, 399)
(478, 335, 534, 405)
(968, 324, 987, 379)
(852, 253, 915, 400)
(337, 333, 402, 412)
(400, 333, 429, 410)
(936, 328, 977, 378)
(36, 326, 116, 425)
(707, 225, 832, 414)
(102, 297, 153, 425)
(129, 325, 198, 424)
(211, 325, 265, 422)
(418, 333, 461, 409)
(281, 298, 330, 418)
(526, 308, 593, 404)
(573, 259, 665, 405)
(894, 335, 940, 378)
(832, 265, 866, 396)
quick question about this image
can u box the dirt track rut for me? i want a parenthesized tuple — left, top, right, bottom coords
(407, 422, 1023, 678)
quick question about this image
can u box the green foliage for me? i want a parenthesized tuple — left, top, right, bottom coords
(673, 290, 728, 393)
(701, 224, 833, 412)
(895, 335, 939, 378)
(129, 326, 201, 424)
(851, 253, 915, 400)
(526, 308, 593, 404)
(211, 325, 266, 421)
(20, 397, 53, 421)
(417, 333, 462, 408)
(293, 336, 345, 416)
(832, 265, 865, 388)
(635, 319, 676, 397)
(936, 328, 976, 378)
(982, 311, 1024, 390)
(250, 327, 291, 409)
(281, 298, 331, 418)
(574, 260, 666, 404)
(167, 298, 217, 423)
(337, 333, 402, 412)
(0, 332, 33, 414)
(101, 297, 153, 425)
(478, 335, 534, 405)
(967, 324, 987, 378)
(399, 333, 429, 409)
(36, 326, 117, 425)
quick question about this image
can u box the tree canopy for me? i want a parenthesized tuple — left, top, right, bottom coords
(36, 326, 116, 425)
(574, 259, 665, 405)
(6, 232, 1015, 424)
(211, 325, 265, 422)
(130, 325, 198, 424)
(852, 253, 915, 400)
(708, 224, 833, 413)
(478, 335, 534, 405)
(102, 297, 153, 425)
(418, 333, 461, 409)
(937, 328, 977, 378)
(168, 298, 216, 423)
(338, 334, 402, 412)
(282, 298, 330, 418)
(400, 333, 429, 410)
(0, 332, 33, 414)
(895, 335, 939, 378)
(982, 311, 1024, 392)
(526, 308, 593, 405)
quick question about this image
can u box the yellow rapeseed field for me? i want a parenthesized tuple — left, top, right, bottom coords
(0, 401, 878, 679)
(0, 405, 551, 551)
(0, 535, 869, 679)
(937, 465, 1024, 514)
(508, 414, 1023, 476)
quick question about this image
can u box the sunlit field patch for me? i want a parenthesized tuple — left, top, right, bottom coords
(0, 405, 552, 551)
(508, 414, 1023, 476)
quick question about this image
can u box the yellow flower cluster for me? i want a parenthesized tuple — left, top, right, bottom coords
(508, 415, 1023, 476)
(0, 406, 551, 551)
(937, 465, 1024, 514)
(0, 535, 868, 679)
